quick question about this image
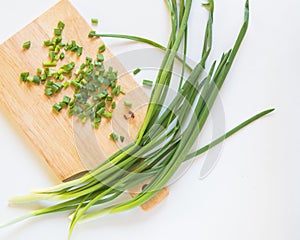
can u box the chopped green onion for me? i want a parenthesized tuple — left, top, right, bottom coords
(103, 111, 112, 118)
(77, 47, 83, 56)
(57, 21, 65, 30)
(97, 54, 104, 62)
(37, 68, 42, 75)
(32, 75, 41, 84)
(142, 79, 153, 87)
(52, 103, 62, 112)
(98, 44, 106, 53)
(59, 52, 65, 60)
(109, 132, 118, 141)
(91, 18, 99, 24)
(62, 96, 71, 105)
(106, 96, 113, 101)
(49, 51, 56, 62)
(124, 100, 132, 107)
(20, 72, 29, 82)
(54, 28, 62, 36)
(44, 40, 52, 46)
(133, 68, 141, 75)
(22, 41, 31, 49)
(44, 88, 53, 96)
(120, 136, 125, 142)
(111, 101, 116, 109)
(40, 74, 47, 81)
(88, 30, 97, 38)
(96, 107, 105, 116)
(42, 61, 57, 67)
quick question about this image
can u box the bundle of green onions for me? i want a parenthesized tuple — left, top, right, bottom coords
(1, 0, 273, 238)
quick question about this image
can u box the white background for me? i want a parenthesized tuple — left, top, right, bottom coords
(0, 0, 299, 239)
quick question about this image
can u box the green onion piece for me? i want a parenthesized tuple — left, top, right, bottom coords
(98, 44, 106, 53)
(124, 100, 132, 107)
(26, 77, 33, 82)
(45, 80, 53, 87)
(133, 68, 141, 75)
(109, 132, 118, 141)
(111, 85, 121, 96)
(107, 96, 113, 101)
(54, 45, 60, 54)
(20, 72, 29, 82)
(142, 79, 153, 87)
(37, 68, 42, 75)
(59, 102, 67, 108)
(86, 57, 92, 64)
(33, 75, 41, 84)
(45, 88, 53, 96)
(103, 111, 112, 118)
(59, 52, 65, 60)
(40, 73, 47, 81)
(63, 82, 69, 88)
(91, 18, 99, 24)
(62, 96, 71, 105)
(120, 136, 125, 142)
(49, 51, 55, 62)
(88, 30, 97, 38)
(57, 21, 65, 30)
(22, 41, 31, 49)
(54, 28, 62, 36)
(111, 101, 116, 109)
(44, 40, 52, 46)
(97, 54, 104, 62)
(94, 117, 101, 123)
(42, 61, 57, 67)
(96, 108, 105, 116)
(77, 47, 83, 56)
(53, 103, 62, 112)
(81, 116, 87, 124)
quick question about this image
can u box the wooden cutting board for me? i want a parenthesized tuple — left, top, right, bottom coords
(0, 0, 168, 210)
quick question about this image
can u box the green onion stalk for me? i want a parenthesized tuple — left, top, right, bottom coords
(1, 0, 274, 239)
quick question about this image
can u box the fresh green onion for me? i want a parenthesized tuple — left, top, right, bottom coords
(133, 68, 141, 75)
(124, 100, 132, 107)
(42, 61, 57, 67)
(32, 75, 41, 84)
(62, 96, 71, 105)
(102, 111, 112, 118)
(110, 132, 118, 141)
(54, 28, 62, 36)
(5, 2, 275, 239)
(22, 41, 31, 49)
(142, 79, 153, 87)
(91, 18, 99, 24)
(52, 103, 62, 112)
(58, 21, 65, 30)
(20, 72, 29, 82)
(97, 54, 104, 62)
(111, 101, 116, 109)
(98, 44, 105, 53)
(44, 40, 52, 46)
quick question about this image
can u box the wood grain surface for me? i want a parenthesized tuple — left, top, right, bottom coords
(0, 0, 168, 210)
